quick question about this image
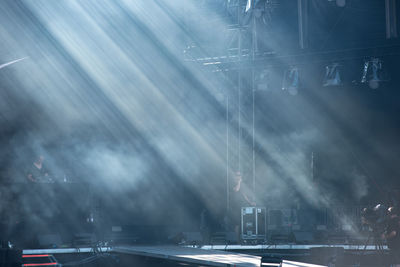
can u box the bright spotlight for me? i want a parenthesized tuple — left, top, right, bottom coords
(245, 0, 252, 12)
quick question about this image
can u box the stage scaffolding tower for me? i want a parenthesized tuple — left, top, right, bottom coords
(201, 1, 260, 212)
(183, 0, 279, 213)
(210, 0, 259, 212)
(225, 0, 262, 211)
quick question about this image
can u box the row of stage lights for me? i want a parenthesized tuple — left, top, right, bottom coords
(259, 58, 389, 96)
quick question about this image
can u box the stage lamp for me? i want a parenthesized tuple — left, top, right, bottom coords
(242, 0, 278, 25)
(245, 0, 267, 12)
(282, 66, 300, 95)
(323, 63, 342, 87)
(256, 69, 271, 91)
(361, 58, 389, 89)
(245, 0, 252, 12)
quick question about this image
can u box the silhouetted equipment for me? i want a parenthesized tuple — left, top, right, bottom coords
(210, 232, 227, 245)
(226, 231, 239, 244)
(241, 207, 266, 240)
(292, 231, 314, 244)
(361, 204, 389, 251)
(37, 234, 62, 248)
(181, 232, 202, 245)
(268, 209, 299, 230)
(310, 247, 344, 266)
(73, 233, 96, 247)
(270, 233, 295, 244)
(0, 249, 21, 267)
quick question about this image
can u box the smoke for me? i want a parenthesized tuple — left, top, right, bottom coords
(0, 0, 234, 231)
(350, 168, 369, 202)
(255, 127, 327, 208)
(83, 145, 149, 193)
(0, 0, 398, 241)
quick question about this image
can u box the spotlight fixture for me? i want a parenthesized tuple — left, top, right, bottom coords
(256, 69, 271, 91)
(245, 0, 252, 12)
(242, 0, 278, 25)
(282, 66, 300, 95)
(361, 58, 389, 89)
(323, 63, 342, 87)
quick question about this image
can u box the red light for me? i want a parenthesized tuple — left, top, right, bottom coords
(23, 263, 58, 266)
(22, 254, 50, 258)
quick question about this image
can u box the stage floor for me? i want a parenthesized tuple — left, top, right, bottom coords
(24, 245, 262, 267)
(22, 244, 389, 267)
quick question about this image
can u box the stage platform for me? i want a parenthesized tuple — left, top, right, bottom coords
(196, 244, 388, 251)
(23, 245, 262, 267)
(21, 243, 389, 267)
(114, 245, 262, 267)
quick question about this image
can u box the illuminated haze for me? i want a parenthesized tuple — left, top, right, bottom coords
(1, 0, 399, 237)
